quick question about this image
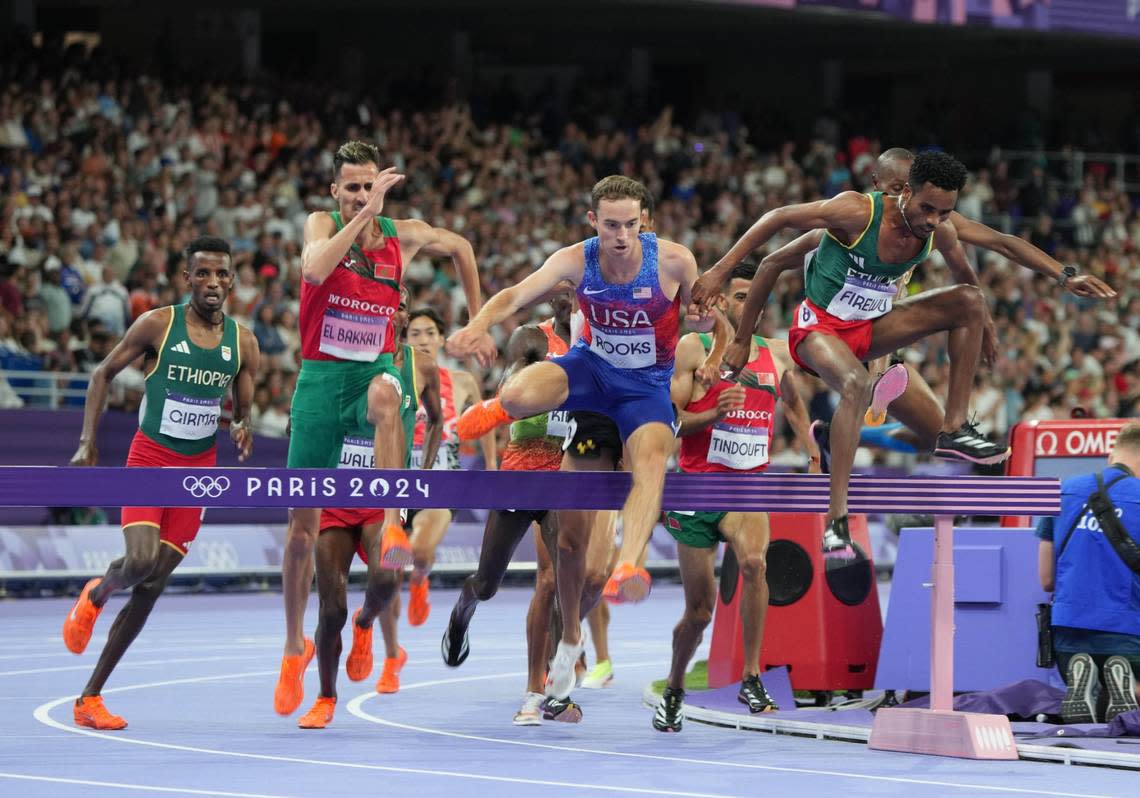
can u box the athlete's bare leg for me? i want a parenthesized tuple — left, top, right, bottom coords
(865, 286, 987, 432)
(666, 543, 717, 691)
(282, 508, 320, 656)
(526, 521, 557, 694)
(88, 525, 162, 607)
(447, 510, 536, 642)
(356, 522, 401, 626)
(583, 510, 617, 635)
(499, 361, 570, 420)
(718, 512, 771, 678)
(555, 452, 621, 646)
(82, 545, 182, 696)
(612, 422, 675, 573)
(885, 363, 943, 451)
(410, 509, 452, 581)
(379, 588, 401, 659)
(797, 335, 872, 522)
(313, 527, 356, 699)
(366, 376, 407, 535)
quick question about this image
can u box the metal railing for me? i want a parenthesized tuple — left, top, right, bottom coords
(988, 149, 1140, 193)
(0, 369, 92, 409)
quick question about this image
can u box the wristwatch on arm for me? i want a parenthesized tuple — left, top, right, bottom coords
(1057, 265, 1077, 288)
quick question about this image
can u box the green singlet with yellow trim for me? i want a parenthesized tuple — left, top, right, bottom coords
(139, 304, 241, 456)
(804, 191, 933, 322)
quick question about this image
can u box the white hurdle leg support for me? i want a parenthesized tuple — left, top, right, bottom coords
(868, 515, 1018, 760)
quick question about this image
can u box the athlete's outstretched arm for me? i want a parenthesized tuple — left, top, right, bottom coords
(417, 354, 444, 474)
(699, 308, 733, 385)
(692, 193, 870, 307)
(664, 241, 714, 332)
(400, 220, 484, 316)
(230, 326, 261, 461)
(950, 212, 1115, 299)
(673, 333, 739, 437)
(71, 308, 170, 466)
(446, 245, 582, 367)
(301, 169, 404, 285)
(670, 333, 703, 423)
(721, 230, 822, 376)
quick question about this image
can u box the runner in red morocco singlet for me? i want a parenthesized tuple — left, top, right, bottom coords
(276, 139, 483, 717)
(297, 288, 444, 730)
(63, 236, 260, 730)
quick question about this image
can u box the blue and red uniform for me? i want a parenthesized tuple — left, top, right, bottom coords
(551, 232, 680, 441)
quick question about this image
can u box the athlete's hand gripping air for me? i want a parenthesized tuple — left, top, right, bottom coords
(362, 167, 406, 218)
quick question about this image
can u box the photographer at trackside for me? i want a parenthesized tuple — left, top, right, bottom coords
(1037, 421, 1140, 724)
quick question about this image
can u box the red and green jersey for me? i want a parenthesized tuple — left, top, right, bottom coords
(679, 334, 778, 474)
(299, 213, 403, 362)
(138, 304, 241, 456)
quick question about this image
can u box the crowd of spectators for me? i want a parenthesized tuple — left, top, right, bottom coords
(2, 43, 1140, 458)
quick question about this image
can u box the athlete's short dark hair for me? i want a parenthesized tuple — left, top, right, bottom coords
(591, 175, 649, 212)
(409, 307, 445, 335)
(728, 261, 758, 282)
(185, 236, 231, 265)
(639, 184, 656, 222)
(334, 140, 380, 180)
(908, 151, 967, 193)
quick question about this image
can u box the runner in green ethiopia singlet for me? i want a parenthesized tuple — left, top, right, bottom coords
(139, 303, 241, 456)
(804, 192, 934, 322)
(336, 343, 420, 469)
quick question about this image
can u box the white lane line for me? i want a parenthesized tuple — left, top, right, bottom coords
(346, 687, 1120, 798)
(31, 669, 738, 798)
(0, 772, 300, 798)
(31, 665, 1120, 798)
(0, 655, 263, 678)
(0, 641, 535, 662)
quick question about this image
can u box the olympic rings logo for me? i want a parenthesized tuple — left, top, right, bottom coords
(182, 475, 232, 498)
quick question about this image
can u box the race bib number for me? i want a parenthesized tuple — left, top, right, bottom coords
(708, 424, 769, 470)
(590, 327, 656, 369)
(319, 308, 387, 362)
(159, 393, 221, 440)
(546, 410, 571, 438)
(824, 270, 898, 321)
(796, 302, 818, 329)
(338, 436, 375, 468)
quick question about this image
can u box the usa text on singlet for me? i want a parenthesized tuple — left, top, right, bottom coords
(574, 232, 680, 387)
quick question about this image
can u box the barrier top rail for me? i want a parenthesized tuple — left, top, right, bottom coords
(0, 467, 1060, 515)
